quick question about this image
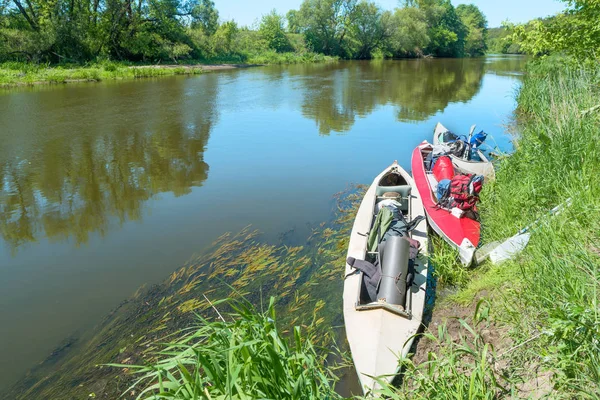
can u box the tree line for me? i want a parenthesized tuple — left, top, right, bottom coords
(0, 0, 488, 64)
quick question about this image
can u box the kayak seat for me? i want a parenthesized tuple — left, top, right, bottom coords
(376, 185, 411, 198)
(376, 185, 411, 212)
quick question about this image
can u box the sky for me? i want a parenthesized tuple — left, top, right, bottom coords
(215, 0, 567, 29)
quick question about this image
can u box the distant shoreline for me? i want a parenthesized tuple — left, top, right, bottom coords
(0, 63, 263, 88)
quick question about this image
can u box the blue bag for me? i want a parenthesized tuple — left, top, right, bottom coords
(437, 179, 451, 202)
(469, 130, 487, 148)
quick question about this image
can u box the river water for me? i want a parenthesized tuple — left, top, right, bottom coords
(0, 55, 526, 391)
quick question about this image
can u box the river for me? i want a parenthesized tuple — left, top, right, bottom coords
(0, 55, 526, 393)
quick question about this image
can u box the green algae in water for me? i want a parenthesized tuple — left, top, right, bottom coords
(7, 186, 366, 399)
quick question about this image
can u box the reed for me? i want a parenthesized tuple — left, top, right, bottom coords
(112, 297, 344, 400)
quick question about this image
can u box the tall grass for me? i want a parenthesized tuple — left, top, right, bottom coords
(113, 297, 344, 400)
(471, 58, 600, 396)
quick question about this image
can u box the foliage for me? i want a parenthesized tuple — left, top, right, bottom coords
(286, 0, 482, 59)
(0, 61, 203, 86)
(0, 0, 489, 64)
(475, 58, 600, 396)
(421, 0, 467, 57)
(190, 0, 219, 36)
(430, 235, 470, 287)
(347, 3, 392, 59)
(116, 297, 344, 399)
(259, 10, 292, 53)
(292, 0, 359, 57)
(377, 310, 516, 399)
(487, 26, 522, 54)
(508, 0, 600, 58)
(388, 7, 430, 57)
(456, 4, 487, 56)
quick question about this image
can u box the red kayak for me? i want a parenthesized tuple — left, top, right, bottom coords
(411, 141, 479, 265)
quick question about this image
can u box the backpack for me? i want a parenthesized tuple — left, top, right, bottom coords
(439, 174, 484, 212)
(469, 130, 487, 148)
(437, 179, 451, 202)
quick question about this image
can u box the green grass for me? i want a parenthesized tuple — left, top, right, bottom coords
(0, 52, 337, 87)
(0, 61, 204, 87)
(112, 297, 344, 400)
(378, 304, 518, 400)
(430, 235, 471, 288)
(444, 57, 600, 397)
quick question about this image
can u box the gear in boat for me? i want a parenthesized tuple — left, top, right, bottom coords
(350, 171, 424, 319)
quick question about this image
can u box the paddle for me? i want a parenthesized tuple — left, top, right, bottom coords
(463, 124, 476, 160)
(474, 199, 572, 265)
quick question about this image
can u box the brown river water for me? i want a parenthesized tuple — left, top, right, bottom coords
(0, 56, 527, 392)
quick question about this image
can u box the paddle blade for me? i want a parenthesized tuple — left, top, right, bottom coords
(473, 241, 502, 265)
(489, 232, 531, 264)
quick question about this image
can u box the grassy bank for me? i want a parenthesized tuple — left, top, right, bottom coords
(412, 57, 600, 398)
(0, 62, 203, 87)
(474, 57, 599, 396)
(0, 53, 336, 87)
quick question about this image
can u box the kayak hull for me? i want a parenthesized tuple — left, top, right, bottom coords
(433, 122, 496, 182)
(411, 142, 479, 266)
(343, 161, 429, 395)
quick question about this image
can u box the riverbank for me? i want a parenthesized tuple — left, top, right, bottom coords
(0, 53, 336, 87)
(406, 56, 600, 398)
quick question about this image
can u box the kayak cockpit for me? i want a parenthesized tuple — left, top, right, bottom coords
(354, 169, 415, 319)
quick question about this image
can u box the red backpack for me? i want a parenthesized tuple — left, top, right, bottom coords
(440, 174, 484, 211)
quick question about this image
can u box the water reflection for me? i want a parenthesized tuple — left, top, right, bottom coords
(0, 75, 218, 252)
(0, 57, 527, 252)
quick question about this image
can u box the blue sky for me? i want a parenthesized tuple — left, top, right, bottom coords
(215, 0, 566, 28)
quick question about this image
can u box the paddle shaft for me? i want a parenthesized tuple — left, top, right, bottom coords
(517, 198, 572, 235)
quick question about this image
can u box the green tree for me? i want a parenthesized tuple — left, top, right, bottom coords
(191, 0, 219, 36)
(403, 0, 466, 57)
(388, 6, 430, 57)
(210, 20, 238, 55)
(456, 4, 487, 56)
(348, 1, 392, 59)
(510, 0, 600, 58)
(259, 10, 292, 52)
(292, 0, 358, 56)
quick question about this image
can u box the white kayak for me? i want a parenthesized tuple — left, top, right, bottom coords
(433, 122, 496, 181)
(343, 161, 429, 395)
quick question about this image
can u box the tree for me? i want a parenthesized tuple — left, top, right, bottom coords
(292, 0, 358, 56)
(403, 0, 466, 57)
(210, 20, 237, 55)
(456, 4, 487, 56)
(191, 0, 219, 36)
(259, 10, 291, 52)
(348, 2, 392, 59)
(510, 0, 600, 58)
(286, 9, 300, 34)
(388, 6, 430, 57)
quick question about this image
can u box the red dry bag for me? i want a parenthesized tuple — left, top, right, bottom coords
(432, 156, 455, 182)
